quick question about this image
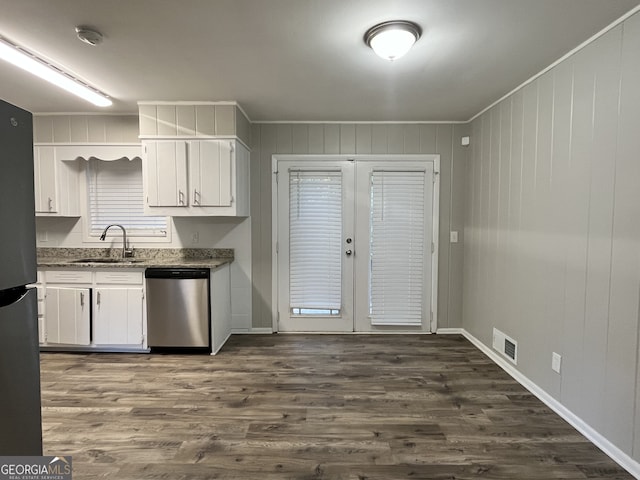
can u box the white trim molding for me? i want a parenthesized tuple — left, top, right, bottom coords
(255, 120, 467, 125)
(435, 328, 465, 335)
(249, 328, 274, 334)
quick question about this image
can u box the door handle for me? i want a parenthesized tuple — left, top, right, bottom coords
(97, 291, 101, 306)
(80, 292, 84, 308)
(345, 249, 353, 256)
(48, 197, 53, 211)
(179, 190, 185, 205)
(193, 190, 200, 205)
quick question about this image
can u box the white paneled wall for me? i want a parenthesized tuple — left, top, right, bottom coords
(33, 115, 139, 144)
(464, 13, 640, 462)
(251, 122, 468, 330)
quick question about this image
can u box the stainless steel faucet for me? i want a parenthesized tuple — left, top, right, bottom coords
(99, 224, 133, 258)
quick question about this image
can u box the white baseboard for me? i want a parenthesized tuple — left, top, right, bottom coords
(435, 328, 465, 335)
(229, 328, 274, 334)
(462, 329, 640, 479)
(248, 328, 273, 334)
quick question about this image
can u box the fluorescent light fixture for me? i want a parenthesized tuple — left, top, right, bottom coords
(364, 21, 422, 61)
(0, 37, 112, 107)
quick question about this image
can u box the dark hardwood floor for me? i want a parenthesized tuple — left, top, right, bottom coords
(40, 334, 632, 479)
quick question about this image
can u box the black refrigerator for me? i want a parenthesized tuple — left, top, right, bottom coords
(0, 99, 42, 455)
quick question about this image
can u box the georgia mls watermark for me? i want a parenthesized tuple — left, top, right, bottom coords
(0, 456, 72, 480)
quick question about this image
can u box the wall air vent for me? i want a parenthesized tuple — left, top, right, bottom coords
(492, 327, 518, 364)
(504, 338, 516, 361)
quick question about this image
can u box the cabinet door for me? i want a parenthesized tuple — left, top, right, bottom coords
(93, 288, 144, 346)
(33, 146, 58, 213)
(44, 287, 90, 345)
(188, 140, 233, 207)
(144, 141, 188, 207)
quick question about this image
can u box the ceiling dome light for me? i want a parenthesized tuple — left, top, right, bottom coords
(364, 20, 421, 61)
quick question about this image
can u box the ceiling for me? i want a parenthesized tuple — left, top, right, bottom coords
(0, 0, 639, 122)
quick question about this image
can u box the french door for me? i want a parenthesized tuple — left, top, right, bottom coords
(276, 160, 355, 331)
(274, 156, 438, 333)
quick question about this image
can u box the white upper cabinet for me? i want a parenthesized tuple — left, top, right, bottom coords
(145, 140, 189, 207)
(142, 139, 249, 217)
(138, 102, 251, 217)
(33, 146, 81, 216)
(188, 140, 232, 207)
(33, 146, 57, 214)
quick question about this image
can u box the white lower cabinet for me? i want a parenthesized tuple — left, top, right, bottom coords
(44, 287, 91, 345)
(39, 269, 146, 351)
(93, 288, 144, 346)
(93, 270, 145, 347)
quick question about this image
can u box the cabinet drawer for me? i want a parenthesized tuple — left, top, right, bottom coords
(95, 270, 143, 285)
(45, 270, 92, 284)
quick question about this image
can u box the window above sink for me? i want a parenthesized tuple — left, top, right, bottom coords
(86, 158, 167, 238)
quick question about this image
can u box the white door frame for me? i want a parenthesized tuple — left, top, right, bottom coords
(271, 154, 440, 333)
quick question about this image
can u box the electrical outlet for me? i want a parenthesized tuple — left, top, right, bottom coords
(450, 231, 458, 243)
(191, 232, 199, 244)
(38, 231, 48, 242)
(552, 352, 562, 373)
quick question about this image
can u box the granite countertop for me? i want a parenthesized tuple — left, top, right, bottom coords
(37, 248, 234, 270)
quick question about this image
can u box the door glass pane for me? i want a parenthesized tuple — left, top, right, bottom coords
(289, 170, 342, 315)
(370, 171, 425, 325)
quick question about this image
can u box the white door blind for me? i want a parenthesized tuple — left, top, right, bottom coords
(289, 170, 342, 315)
(370, 171, 426, 325)
(88, 158, 167, 236)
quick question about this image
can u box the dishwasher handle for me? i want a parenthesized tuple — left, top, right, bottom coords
(145, 268, 210, 280)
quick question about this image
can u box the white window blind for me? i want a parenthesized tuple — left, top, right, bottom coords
(289, 170, 342, 315)
(87, 158, 167, 236)
(369, 170, 426, 325)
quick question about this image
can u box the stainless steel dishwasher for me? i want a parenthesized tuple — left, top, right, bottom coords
(145, 268, 210, 352)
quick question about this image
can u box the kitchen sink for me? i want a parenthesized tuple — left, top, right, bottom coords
(71, 258, 143, 264)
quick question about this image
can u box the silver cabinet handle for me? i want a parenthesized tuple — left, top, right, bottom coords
(97, 291, 101, 306)
(48, 197, 53, 211)
(193, 190, 200, 205)
(80, 292, 84, 308)
(178, 190, 185, 205)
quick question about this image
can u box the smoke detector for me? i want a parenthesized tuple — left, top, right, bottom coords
(75, 27, 103, 46)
